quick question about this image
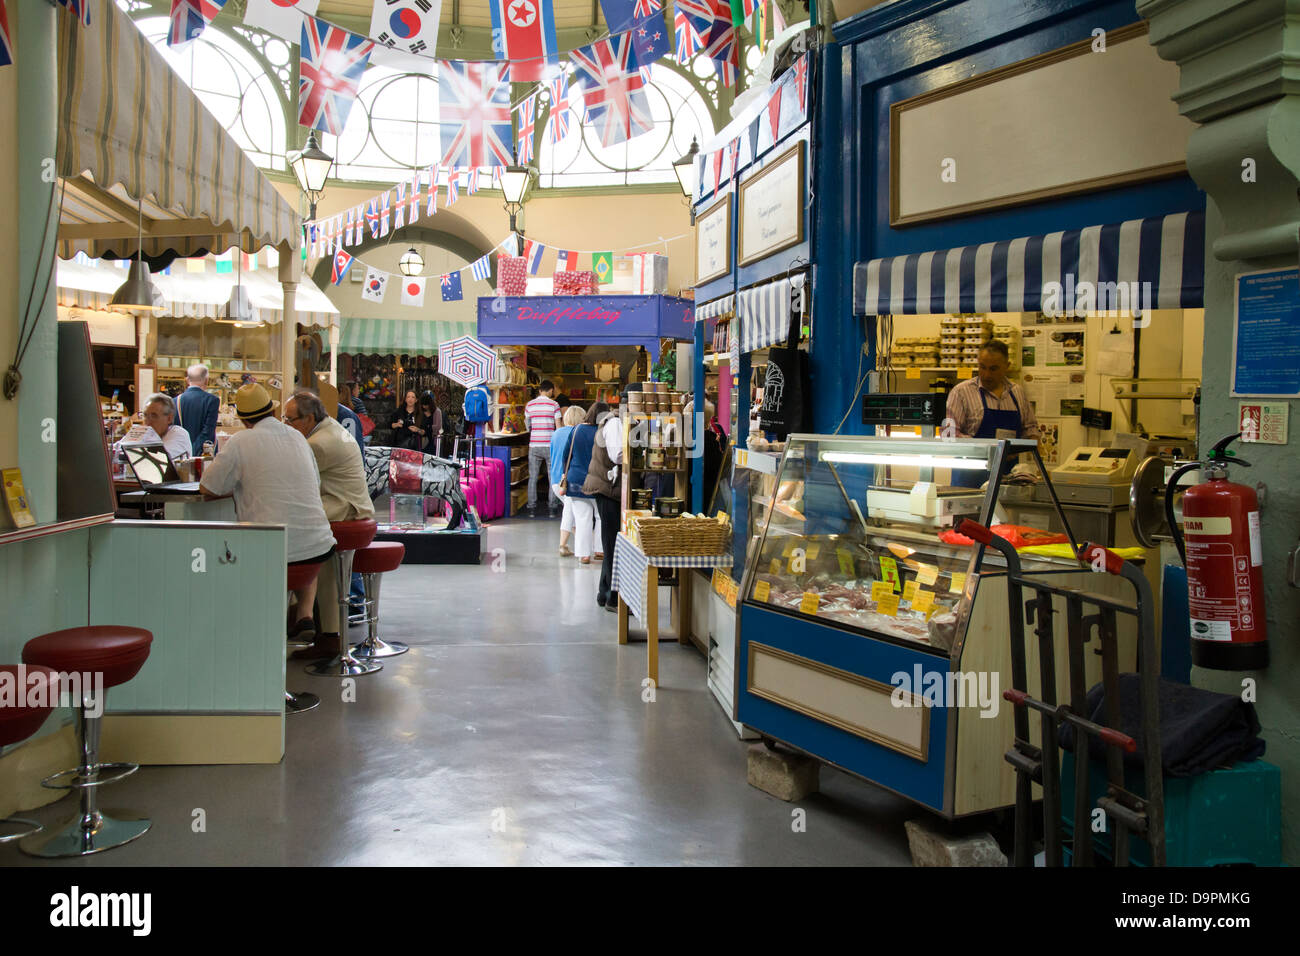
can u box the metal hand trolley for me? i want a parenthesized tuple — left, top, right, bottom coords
(956, 519, 1165, 867)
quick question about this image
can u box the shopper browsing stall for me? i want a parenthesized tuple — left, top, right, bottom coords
(550, 405, 585, 555)
(552, 405, 604, 564)
(390, 390, 427, 451)
(944, 340, 1041, 487)
(583, 403, 623, 611)
(525, 380, 561, 516)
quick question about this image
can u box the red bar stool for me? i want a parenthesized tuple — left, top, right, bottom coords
(308, 518, 380, 678)
(19, 626, 152, 857)
(0, 664, 59, 844)
(284, 562, 324, 714)
(350, 541, 408, 660)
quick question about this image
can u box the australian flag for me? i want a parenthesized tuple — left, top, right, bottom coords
(440, 271, 463, 302)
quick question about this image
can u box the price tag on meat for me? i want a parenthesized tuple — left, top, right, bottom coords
(754, 580, 771, 602)
(917, 564, 938, 586)
(725, 580, 738, 608)
(769, 558, 782, 575)
(799, 592, 820, 615)
(906, 367, 921, 380)
(805, 542, 821, 560)
(912, 589, 935, 615)
(879, 556, 901, 591)
(782, 538, 796, 558)
(712, 568, 727, 595)
(950, 572, 967, 593)
(902, 580, 919, 603)
(837, 548, 855, 576)
(876, 593, 900, 617)
(871, 581, 895, 603)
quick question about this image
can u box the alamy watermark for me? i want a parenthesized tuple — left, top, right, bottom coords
(1040, 274, 1155, 326)
(0, 665, 105, 718)
(890, 665, 1000, 718)
(626, 411, 708, 459)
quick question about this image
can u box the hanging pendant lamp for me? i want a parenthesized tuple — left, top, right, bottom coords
(108, 197, 164, 314)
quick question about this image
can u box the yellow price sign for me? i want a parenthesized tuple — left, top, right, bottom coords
(799, 592, 820, 615)
(712, 568, 727, 595)
(870, 581, 895, 603)
(912, 589, 935, 615)
(902, 580, 919, 603)
(781, 538, 796, 558)
(754, 580, 771, 602)
(957, 366, 975, 379)
(806, 542, 821, 560)
(836, 548, 855, 576)
(876, 593, 900, 617)
(769, 558, 782, 575)
(725, 580, 738, 608)
(879, 556, 901, 591)
(916, 564, 939, 586)
(905, 367, 921, 380)
(950, 571, 968, 593)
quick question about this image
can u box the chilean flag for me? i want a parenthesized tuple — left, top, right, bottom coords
(489, 0, 559, 83)
(557, 249, 578, 272)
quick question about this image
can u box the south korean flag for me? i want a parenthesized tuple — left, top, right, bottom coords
(362, 267, 389, 303)
(369, 0, 443, 70)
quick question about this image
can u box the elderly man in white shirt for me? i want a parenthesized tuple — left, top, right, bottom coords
(199, 383, 336, 645)
(129, 393, 192, 462)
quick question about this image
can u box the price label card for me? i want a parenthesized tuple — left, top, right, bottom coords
(806, 542, 821, 560)
(902, 580, 919, 603)
(957, 366, 975, 379)
(725, 581, 738, 608)
(837, 548, 855, 576)
(712, 568, 726, 595)
(871, 581, 895, 603)
(799, 592, 820, 615)
(905, 367, 921, 380)
(754, 580, 771, 602)
(879, 556, 901, 591)
(781, 538, 796, 558)
(876, 593, 900, 617)
(950, 571, 968, 593)
(769, 558, 783, 575)
(916, 563, 938, 586)
(912, 589, 935, 615)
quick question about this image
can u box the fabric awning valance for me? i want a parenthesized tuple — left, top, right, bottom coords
(694, 295, 735, 322)
(55, 0, 299, 259)
(738, 275, 806, 352)
(335, 319, 478, 356)
(55, 257, 338, 327)
(853, 211, 1204, 316)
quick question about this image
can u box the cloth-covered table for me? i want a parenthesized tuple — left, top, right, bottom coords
(611, 532, 733, 684)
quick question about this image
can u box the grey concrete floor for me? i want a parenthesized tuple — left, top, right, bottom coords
(1, 517, 916, 866)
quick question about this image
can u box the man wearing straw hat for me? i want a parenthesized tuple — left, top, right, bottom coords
(200, 383, 336, 642)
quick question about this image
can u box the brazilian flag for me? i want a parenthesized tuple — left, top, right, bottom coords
(592, 251, 614, 285)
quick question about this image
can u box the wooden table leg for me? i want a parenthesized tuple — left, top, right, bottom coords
(618, 592, 629, 645)
(677, 570, 692, 644)
(646, 565, 658, 686)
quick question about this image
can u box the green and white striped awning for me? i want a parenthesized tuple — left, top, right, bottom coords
(334, 319, 478, 357)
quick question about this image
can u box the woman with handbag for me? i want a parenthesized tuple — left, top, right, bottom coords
(549, 405, 585, 554)
(582, 402, 622, 610)
(553, 404, 605, 564)
(389, 390, 425, 450)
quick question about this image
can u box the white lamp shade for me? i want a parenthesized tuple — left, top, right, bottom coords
(399, 248, 425, 276)
(290, 135, 334, 195)
(499, 166, 532, 205)
(107, 260, 164, 314)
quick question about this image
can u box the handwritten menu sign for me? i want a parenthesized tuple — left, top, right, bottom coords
(695, 196, 731, 284)
(739, 140, 805, 265)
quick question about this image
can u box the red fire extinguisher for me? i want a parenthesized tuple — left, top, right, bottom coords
(1167, 433, 1268, 670)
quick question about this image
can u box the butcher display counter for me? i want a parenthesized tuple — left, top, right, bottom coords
(734, 435, 1141, 818)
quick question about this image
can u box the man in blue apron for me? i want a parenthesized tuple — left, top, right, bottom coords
(943, 340, 1041, 488)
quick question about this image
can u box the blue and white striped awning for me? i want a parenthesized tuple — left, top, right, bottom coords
(853, 212, 1204, 315)
(739, 274, 806, 352)
(694, 294, 735, 322)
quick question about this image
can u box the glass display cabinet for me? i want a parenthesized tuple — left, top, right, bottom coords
(734, 435, 1142, 817)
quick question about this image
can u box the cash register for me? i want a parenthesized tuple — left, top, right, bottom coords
(1050, 445, 1141, 505)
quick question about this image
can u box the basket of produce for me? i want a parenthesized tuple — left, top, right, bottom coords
(632, 513, 731, 556)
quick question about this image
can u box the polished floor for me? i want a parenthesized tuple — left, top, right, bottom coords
(1, 518, 916, 866)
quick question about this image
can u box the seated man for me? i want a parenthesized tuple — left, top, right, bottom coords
(125, 393, 192, 462)
(199, 383, 336, 644)
(284, 390, 375, 659)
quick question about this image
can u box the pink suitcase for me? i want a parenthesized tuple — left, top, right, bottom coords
(474, 456, 505, 518)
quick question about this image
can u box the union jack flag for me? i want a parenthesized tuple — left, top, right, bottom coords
(426, 165, 439, 215)
(446, 169, 460, 206)
(704, 21, 738, 86)
(793, 52, 808, 112)
(547, 73, 572, 142)
(517, 94, 537, 164)
(55, 0, 91, 28)
(380, 190, 392, 236)
(169, 0, 226, 48)
(570, 35, 653, 148)
(0, 1, 12, 68)
(673, 11, 702, 64)
(438, 60, 513, 169)
(344, 208, 355, 246)
(365, 199, 380, 238)
(408, 174, 421, 224)
(467, 168, 481, 194)
(298, 17, 373, 135)
(393, 183, 406, 230)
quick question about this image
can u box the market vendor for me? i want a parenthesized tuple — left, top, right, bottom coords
(944, 340, 1040, 488)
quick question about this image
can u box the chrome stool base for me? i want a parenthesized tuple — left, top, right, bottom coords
(42, 761, 138, 790)
(351, 637, 408, 659)
(0, 817, 43, 844)
(285, 690, 320, 714)
(20, 809, 151, 858)
(306, 653, 382, 677)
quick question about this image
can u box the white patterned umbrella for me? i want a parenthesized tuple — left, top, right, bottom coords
(437, 334, 496, 387)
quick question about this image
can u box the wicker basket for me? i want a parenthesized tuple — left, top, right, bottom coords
(632, 515, 731, 556)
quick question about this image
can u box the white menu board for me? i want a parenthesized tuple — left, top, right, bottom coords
(739, 140, 805, 265)
(695, 195, 731, 284)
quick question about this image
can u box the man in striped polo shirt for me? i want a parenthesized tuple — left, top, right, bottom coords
(525, 380, 561, 516)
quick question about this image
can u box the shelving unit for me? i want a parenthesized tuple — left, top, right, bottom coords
(620, 413, 688, 514)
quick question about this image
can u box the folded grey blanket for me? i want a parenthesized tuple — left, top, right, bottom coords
(1057, 675, 1265, 777)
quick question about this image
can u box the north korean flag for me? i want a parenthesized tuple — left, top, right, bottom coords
(489, 0, 559, 82)
(331, 248, 355, 285)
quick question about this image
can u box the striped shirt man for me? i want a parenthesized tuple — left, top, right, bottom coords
(525, 389, 560, 447)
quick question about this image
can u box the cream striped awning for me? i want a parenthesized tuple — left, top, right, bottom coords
(336, 319, 478, 356)
(55, 0, 299, 259)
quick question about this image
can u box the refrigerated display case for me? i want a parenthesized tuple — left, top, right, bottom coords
(734, 435, 1142, 817)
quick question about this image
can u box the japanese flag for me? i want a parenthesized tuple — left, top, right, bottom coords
(243, 0, 320, 43)
(362, 267, 388, 303)
(400, 276, 427, 307)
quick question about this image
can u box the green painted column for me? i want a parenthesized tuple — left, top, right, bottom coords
(14, 0, 60, 523)
(1139, 0, 1300, 864)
